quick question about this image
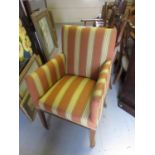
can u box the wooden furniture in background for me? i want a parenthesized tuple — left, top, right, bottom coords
(117, 19, 135, 116)
(81, 2, 115, 27)
(81, 0, 128, 28)
(112, 2, 135, 116)
(113, 19, 128, 84)
(113, 1, 135, 83)
(118, 44, 135, 116)
(115, 0, 127, 16)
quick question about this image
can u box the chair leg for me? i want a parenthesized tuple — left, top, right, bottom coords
(113, 66, 123, 84)
(114, 53, 121, 74)
(109, 77, 112, 89)
(90, 129, 96, 148)
(104, 99, 107, 108)
(37, 110, 49, 129)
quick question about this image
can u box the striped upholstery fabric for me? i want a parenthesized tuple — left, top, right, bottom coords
(90, 60, 112, 123)
(25, 53, 65, 104)
(62, 25, 117, 80)
(38, 75, 97, 129)
(25, 25, 117, 130)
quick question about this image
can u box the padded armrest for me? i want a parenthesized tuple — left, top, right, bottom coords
(25, 53, 65, 105)
(90, 60, 112, 123)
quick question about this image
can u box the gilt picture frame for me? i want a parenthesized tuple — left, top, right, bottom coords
(31, 9, 58, 60)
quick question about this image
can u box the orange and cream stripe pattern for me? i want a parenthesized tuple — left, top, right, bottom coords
(93, 60, 112, 99)
(25, 25, 117, 130)
(38, 75, 96, 129)
(25, 53, 65, 104)
(90, 60, 112, 123)
(62, 25, 117, 80)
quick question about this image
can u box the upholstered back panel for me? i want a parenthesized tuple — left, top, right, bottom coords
(62, 25, 117, 80)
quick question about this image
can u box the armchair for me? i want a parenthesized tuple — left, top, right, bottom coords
(25, 25, 117, 147)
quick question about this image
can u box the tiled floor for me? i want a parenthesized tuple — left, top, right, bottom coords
(19, 81, 135, 155)
(19, 24, 135, 155)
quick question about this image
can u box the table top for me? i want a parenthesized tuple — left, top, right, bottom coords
(81, 18, 103, 22)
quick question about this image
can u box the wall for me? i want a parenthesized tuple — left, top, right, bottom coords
(29, 0, 46, 11)
(28, 0, 133, 23)
(47, 0, 112, 23)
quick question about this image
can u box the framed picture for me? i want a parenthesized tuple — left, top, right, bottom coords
(20, 92, 36, 121)
(19, 54, 42, 121)
(31, 9, 58, 60)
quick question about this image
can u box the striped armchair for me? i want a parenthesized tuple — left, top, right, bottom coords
(25, 25, 117, 147)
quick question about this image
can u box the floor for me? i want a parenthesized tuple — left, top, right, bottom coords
(19, 24, 135, 155)
(19, 81, 135, 155)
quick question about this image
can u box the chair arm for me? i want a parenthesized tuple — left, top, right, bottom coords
(25, 53, 65, 105)
(90, 60, 112, 123)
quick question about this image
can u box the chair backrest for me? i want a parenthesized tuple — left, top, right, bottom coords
(107, 7, 117, 28)
(101, 2, 107, 21)
(116, 19, 127, 45)
(101, 2, 115, 27)
(118, 0, 127, 15)
(62, 25, 117, 80)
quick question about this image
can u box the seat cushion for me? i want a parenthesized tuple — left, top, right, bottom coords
(38, 75, 97, 129)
